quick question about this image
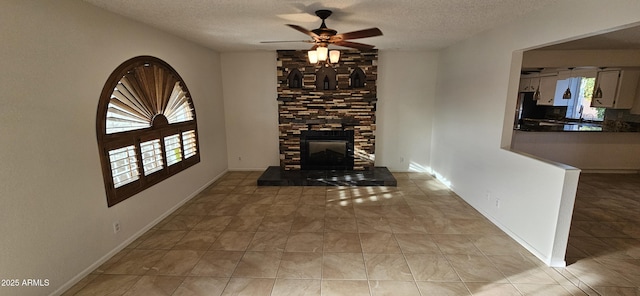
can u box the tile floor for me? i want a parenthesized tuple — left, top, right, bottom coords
(61, 171, 640, 295)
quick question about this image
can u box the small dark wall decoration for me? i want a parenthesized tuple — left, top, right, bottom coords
(350, 67, 366, 88)
(287, 68, 303, 88)
(316, 66, 337, 90)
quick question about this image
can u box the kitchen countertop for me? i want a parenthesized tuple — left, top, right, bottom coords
(514, 119, 640, 132)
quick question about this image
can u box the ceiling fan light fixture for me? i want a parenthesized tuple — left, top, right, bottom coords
(329, 50, 340, 63)
(316, 46, 328, 61)
(308, 50, 318, 63)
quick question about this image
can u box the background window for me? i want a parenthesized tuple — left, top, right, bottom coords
(96, 56, 200, 207)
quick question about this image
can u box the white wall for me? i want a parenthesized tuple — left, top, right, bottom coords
(221, 52, 280, 170)
(0, 1, 228, 295)
(512, 131, 640, 171)
(431, 0, 640, 266)
(377, 51, 439, 172)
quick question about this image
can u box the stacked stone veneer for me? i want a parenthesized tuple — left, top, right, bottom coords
(277, 50, 378, 170)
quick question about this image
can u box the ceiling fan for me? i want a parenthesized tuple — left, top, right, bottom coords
(262, 9, 383, 50)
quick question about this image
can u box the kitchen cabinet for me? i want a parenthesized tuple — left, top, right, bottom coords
(519, 76, 540, 92)
(591, 70, 640, 109)
(536, 75, 560, 106)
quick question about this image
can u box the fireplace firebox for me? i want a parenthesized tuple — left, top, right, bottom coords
(300, 130, 354, 170)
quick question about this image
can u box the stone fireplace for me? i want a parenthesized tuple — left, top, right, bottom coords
(277, 49, 378, 171)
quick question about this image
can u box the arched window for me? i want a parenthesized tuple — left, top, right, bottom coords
(96, 56, 200, 207)
(287, 68, 303, 88)
(350, 67, 366, 88)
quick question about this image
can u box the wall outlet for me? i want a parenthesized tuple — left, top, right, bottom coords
(400, 157, 405, 163)
(495, 198, 501, 208)
(113, 221, 121, 234)
(485, 190, 491, 201)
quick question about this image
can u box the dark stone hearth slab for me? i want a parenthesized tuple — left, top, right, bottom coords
(257, 166, 397, 186)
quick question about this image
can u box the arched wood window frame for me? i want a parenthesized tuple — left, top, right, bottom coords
(287, 68, 303, 88)
(350, 67, 366, 88)
(96, 56, 200, 207)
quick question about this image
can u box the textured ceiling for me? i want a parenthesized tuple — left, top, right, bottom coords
(83, 0, 562, 52)
(535, 24, 640, 50)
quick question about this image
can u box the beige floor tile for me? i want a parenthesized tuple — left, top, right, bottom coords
(322, 253, 367, 280)
(173, 277, 228, 296)
(285, 232, 324, 252)
(404, 253, 460, 281)
(300, 194, 327, 205)
(210, 203, 243, 216)
(274, 194, 302, 204)
(387, 216, 427, 233)
(222, 278, 275, 296)
(488, 254, 557, 284)
(278, 187, 304, 195)
(103, 249, 167, 275)
(123, 275, 185, 296)
(192, 216, 233, 232)
(232, 251, 283, 278)
(513, 283, 578, 296)
(325, 203, 356, 218)
(73, 275, 140, 296)
(445, 254, 508, 283)
(247, 231, 288, 252)
(465, 282, 521, 296)
(159, 215, 204, 231)
(324, 232, 362, 253)
(394, 233, 440, 253)
(224, 215, 263, 232)
(192, 192, 227, 204)
(415, 281, 471, 295)
(245, 193, 276, 205)
(566, 258, 635, 287)
(296, 204, 326, 218)
(265, 204, 298, 216)
(369, 280, 420, 296)
(363, 253, 413, 281)
(257, 215, 294, 232)
(172, 230, 219, 250)
(591, 286, 639, 296)
(190, 250, 243, 277)
(179, 202, 218, 216)
(237, 204, 271, 216)
(277, 252, 323, 279)
(469, 234, 527, 256)
(210, 231, 254, 251)
(321, 280, 370, 296)
(149, 250, 204, 276)
(291, 216, 325, 232)
(431, 234, 482, 255)
(359, 233, 401, 254)
(272, 279, 321, 296)
(137, 230, 187, 250)
(325, 217, 358, 232)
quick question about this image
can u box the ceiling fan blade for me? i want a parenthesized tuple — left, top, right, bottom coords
(331, 28, 383, 41)
(333, 40, 376, 50)
(260, 40, 314, 44)
(287, 24, 320, 40)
